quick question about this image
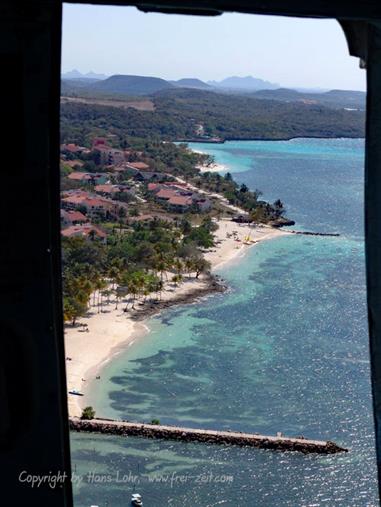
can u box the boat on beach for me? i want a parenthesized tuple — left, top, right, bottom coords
(68, 389, 84, 396)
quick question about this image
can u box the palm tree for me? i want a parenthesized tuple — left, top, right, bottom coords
(173, 258, 184, 276)
(194, 258, 211, 279)
(108, 265, 121, 290)
(115, 285, 128, 310)
(184, 258, 195, 278)
(156, 258, 168, 283)
(94, 278, 107, 313)
(128, 280, 139, 310)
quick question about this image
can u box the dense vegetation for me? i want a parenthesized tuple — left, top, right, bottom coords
(62, 218, 213, 324)
(154, 89, 365, 139)
(61, 87, 365, 144)
(192, 170, 285, 220)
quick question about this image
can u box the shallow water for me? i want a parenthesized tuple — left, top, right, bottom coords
(71, 138, 378, 506)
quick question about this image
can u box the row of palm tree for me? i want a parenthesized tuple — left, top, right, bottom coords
(63, 251, 211, 325)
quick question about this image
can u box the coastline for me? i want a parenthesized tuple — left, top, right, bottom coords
(179, 135, 365, 144)
(65, 219, 288, 417)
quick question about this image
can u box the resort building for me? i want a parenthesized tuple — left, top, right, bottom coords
(60, 143, 90, 155)
(60, 209, 88, 226)
(149, 183, 211, 212)
(93, 144, 125, 166)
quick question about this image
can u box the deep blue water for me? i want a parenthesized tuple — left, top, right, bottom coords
(71, 138, 378, 506)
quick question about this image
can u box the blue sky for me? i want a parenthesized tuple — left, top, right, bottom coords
(62, 4, 365, 91)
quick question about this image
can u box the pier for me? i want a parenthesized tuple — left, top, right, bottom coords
(69, 417, 347, 454)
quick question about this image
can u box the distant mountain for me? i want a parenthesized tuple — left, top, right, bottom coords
(61, 69, 107, 80)
(59, 71, 366, 111)
(208, 75, 279, 91)
(171, 78, 212, 90)
(88, 74, 175, 95)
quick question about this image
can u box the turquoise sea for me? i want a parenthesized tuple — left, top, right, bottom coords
(71, 138, 378, 506)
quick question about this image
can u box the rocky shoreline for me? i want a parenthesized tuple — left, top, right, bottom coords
(128, 274, 227, 322)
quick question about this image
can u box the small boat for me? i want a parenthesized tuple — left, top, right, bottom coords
(243, 234, 255, 245)
(131, 493, 143, 506)
(69, 389, 84, 396)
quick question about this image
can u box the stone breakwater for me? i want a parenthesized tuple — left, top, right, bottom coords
(69, 417, 347, 455)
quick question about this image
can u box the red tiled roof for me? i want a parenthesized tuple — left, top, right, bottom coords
(168, 196, 193, 206)
(63, 143, 82, 153)
(68, 172, 91, 181)
(95, 184, 116, 194)
(62, 195, 87, 205)
(66, 210, 87, 222)
(65, 159, 84, 168)
(127, 162, 150, 170)
(156, 189, 177, 200)
(147, 183, 160, 191)
(61, 224, 106, 239)
(82, 198, 109, 207)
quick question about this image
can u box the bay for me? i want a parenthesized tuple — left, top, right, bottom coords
(71, 138, 378, 506)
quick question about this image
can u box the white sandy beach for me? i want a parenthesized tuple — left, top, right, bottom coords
(65, 219, 288, 416)
(191, 147, 229, 173)
(196, 162, 228, 173)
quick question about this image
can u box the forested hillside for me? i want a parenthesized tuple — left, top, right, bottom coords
(61, 88, 365, 145)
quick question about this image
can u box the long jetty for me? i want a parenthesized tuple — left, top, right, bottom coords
(69, 417, 347, 455)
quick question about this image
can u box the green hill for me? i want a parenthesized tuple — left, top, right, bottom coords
(60, 87, 365, 146)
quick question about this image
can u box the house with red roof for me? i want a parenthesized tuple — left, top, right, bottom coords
(60, 209, 88, 227)
(67, 172, 92, 182)
(167, 195, 193, 212)
(60, 143, 87, 154)
(61, 224, 107, 243)
(61, 194, 88, 210)
(62, 190, 127, 220)
(68, 172, 109, 184)
(93, 144, 125, 166)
